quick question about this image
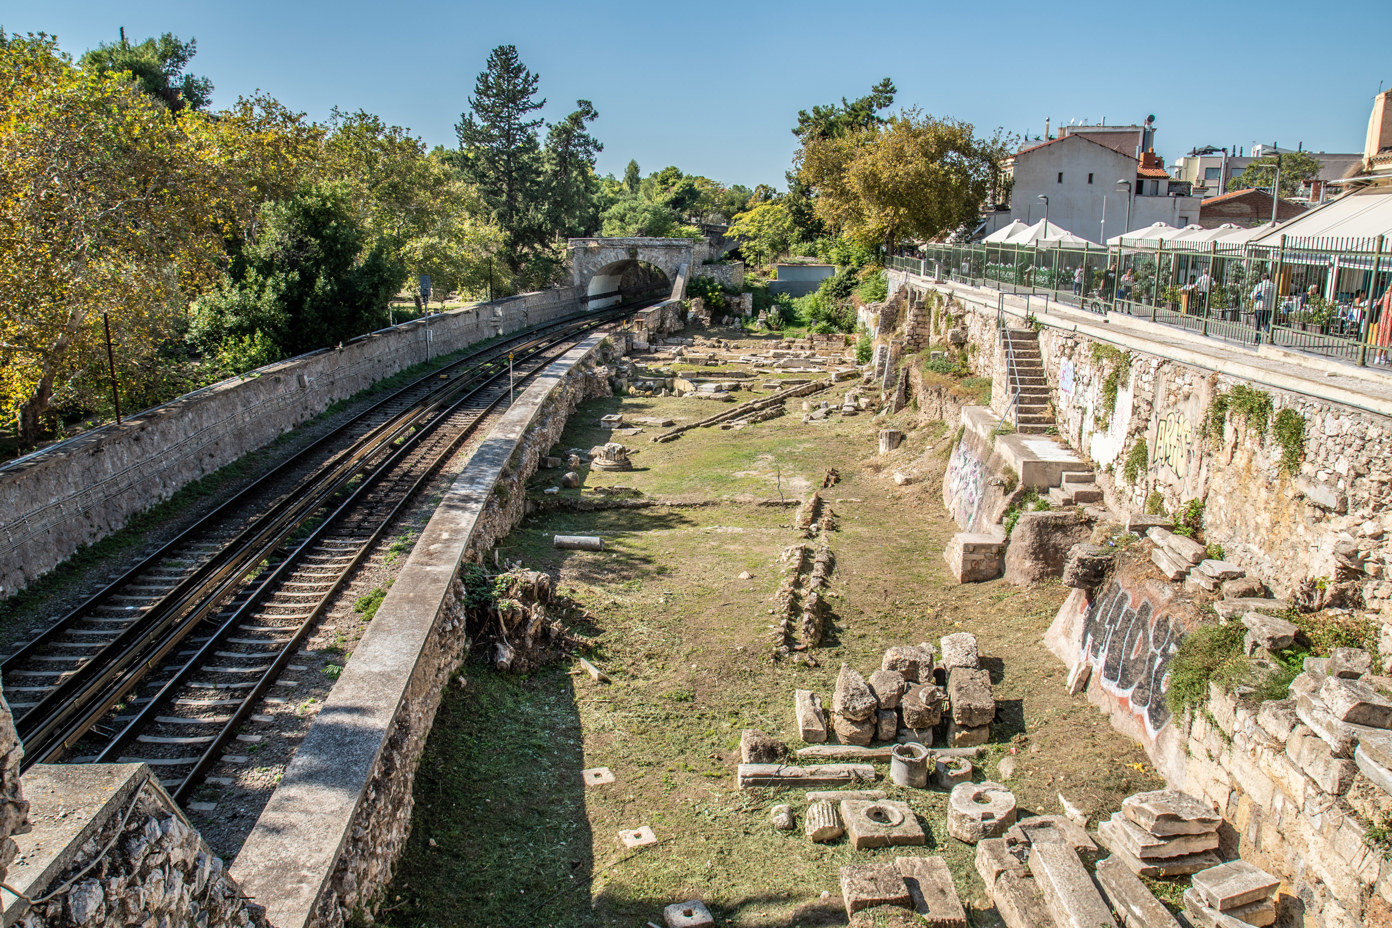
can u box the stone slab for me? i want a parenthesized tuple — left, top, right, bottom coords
(975, 838, 1029, 883)
(806, 789, 887, 802)
(1102, 813, 1219, 860)
(1320, 675, 1392, 727)
(1190, 860, 1279, 911)
(1196, 560, 1245, 581)
(883, 645, 935, 683)
(1329, 647, 1373, 679)
(1120, 790, 1221, 836)
(945, 720, 989, 747)
(947, 781, 1016, 843)
(994, 431, 1091, 488)
(1295, 690, 1371, 757)
(619, 825, 657, 848)
(991, 869, 1052, 928)
(833, 664, 878, 721)
(1027, 841, 1118, 928)
(1357, 743, 1392, 795)
(1182, 889, 1257, 928)
(841, 799, 927, 849)
(796, 745, 894, 761)
(1212, 598, 1292, 621)
(736, 763, 875, 789)
(1093, 855, 1183, 928)
(839, 863, 911, 918)
(1003, 814, 1098, 858)
(895, 856, 968, 928)
(582, 767, 615, 786)
(1096, 828, 1221, 878)
(795, 689, 828, 744)
(868, 669, 907, 709)
(1240, 611, 1297, 651)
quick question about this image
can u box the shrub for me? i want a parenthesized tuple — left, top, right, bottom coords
(1228, 384, 1272, 435)
(925, 357, 959, 375)
(1145, 491, 1166, 516)
(1273, 408, 1306, 476)
(1167, 622, 1247, 717)
(855, 330, 873, 365)
(1123, 439, 1148, 484)
(1172, 499, 1205, 538)
(853, 269, 888, 304)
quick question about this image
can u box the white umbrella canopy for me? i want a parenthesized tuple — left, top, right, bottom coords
(1158, 224, 1209, 249)
(1106, 221, 1181, 247)
(1005, 219, 1097, 247)
(983, 220, 1029, 243)
(1227, 222, 1282, 245)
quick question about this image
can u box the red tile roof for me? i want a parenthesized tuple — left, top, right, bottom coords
(1201, 188, 1260, 205)
(1137, 165, 1171, 179)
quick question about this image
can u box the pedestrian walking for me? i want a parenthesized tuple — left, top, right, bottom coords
(1251, 274, 1274, 344)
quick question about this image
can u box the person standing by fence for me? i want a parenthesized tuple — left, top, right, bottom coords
(1251, 273, 1275, 345)
(1072, 266, 1083, 296)
(1195, 268, 1213, 315)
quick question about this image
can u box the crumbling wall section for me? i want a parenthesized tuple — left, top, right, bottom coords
(6, 764, 267, 928)
(690, 261, 744, 290)
(0, 288, 579, 598)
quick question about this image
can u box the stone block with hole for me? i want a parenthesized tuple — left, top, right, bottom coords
(664, 899, 714, 928)
(947, 781, 1016, 843)
(840, 799, 927, 849)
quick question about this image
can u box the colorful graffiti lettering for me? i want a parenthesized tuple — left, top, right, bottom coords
(945, 442, 987, 530)
(1059, 359, 1075, 396)
(1079, 581, 1182, 737)
(1154, 411, 1193, 479)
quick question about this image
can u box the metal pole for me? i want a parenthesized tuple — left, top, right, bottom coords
(1270, 154, 1282, 226)
(1360, 235, 1384, 366)
(102, 312, 121, 425)
(509, 351, 514, 404)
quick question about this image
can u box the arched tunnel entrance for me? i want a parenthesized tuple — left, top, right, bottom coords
(586, 260, 671, 309)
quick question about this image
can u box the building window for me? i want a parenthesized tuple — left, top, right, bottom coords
(1057, 172, 1063, 183)
(1204, 167, 1221, 181)
(1087, 173, 1094, 184)
(1179, 216, 1190, 225)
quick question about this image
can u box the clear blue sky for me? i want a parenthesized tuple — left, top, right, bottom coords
(10, 0, 1391, 190)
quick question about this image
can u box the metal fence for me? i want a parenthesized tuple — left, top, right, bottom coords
(890, 232, 1392, 368)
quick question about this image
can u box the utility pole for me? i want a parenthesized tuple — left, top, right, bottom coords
(102, 312, 122, 425)
(1270, 152, 1283, 225)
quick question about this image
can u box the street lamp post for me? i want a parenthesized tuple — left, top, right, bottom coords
(1037, 194, 1049, 229)
(1115, 180, 1133, 236)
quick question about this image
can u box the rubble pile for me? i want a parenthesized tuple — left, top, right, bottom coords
(1185, 860, 1281, 928)
(793, 633, 996, 748)
(466, 567, 576, 673)
(770, 540, 836, 657)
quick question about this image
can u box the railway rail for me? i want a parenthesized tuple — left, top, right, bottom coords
(2, 301, 644, 798)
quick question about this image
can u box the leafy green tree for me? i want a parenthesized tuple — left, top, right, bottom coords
(79, 30, 212, 112)
(1231, 151, 1322, 199)
(0, 31, 227, 444)
(599, 197, 680, 237)
(543, 100, 603, 238)
(800, 109, 1009, 250)
(454, 45, 546, 275)
(623, 159, 641, 194)
(786, 79, 897, 243)
(726, 202, 795, 267)
(193, 182, 403, 369)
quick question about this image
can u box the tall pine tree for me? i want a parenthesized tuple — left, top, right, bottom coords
(543, 100, 602, 239)
(455, 45, 545, 274)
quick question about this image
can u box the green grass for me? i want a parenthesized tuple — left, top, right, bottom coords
(354, 585, 390, 622)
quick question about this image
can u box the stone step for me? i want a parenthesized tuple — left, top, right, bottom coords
(1062, 471, 1095, 486)
(1017, 413, 1053, 426)
(1017, 424, 1053, 435)
(1047, 487, 1076, 508)
(1068, 485, 1103, 503)
(1005, 328, 1039, 340)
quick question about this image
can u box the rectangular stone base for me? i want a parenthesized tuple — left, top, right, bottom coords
(945, 532, 1006, 583)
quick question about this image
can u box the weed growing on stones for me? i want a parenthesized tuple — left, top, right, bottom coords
(1273, 407, 1306, 476)
(1123, 438, 1148, 484)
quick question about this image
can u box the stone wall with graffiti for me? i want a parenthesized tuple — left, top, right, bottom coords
(942, 417, 1013, 534)
(1046, 572, 1195, 783)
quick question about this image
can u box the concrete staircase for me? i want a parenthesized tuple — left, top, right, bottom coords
(1002, 328, 1053, 435)
(1047, 470, 1104, 507)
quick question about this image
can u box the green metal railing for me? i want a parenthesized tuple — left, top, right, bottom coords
(893, 233, 1391, 368)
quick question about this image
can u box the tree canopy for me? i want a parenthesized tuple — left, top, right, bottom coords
(798, 109, 1009, 249)
(1231, 151, 1322, 199)
(78, 30, 212, 112)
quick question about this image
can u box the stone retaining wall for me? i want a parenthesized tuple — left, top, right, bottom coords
(691, 261, 745, 290)
(0, 288, 579, 599)
(887, 269, 1392, 610)
(1046, 577, 1392, 928)
(230, 333, 618, 928)
(2, 764, 268, 928)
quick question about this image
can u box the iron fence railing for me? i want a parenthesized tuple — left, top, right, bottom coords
(896, 233, 1391, 368)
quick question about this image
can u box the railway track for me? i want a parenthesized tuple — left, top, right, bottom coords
(3, 302, 642, 798)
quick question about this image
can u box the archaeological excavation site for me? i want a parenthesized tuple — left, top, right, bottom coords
(5, 245, 1392, 928)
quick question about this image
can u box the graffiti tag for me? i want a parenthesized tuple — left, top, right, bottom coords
(945, 442, 987, 531)
(1079, 581, 1182, 737)
(1154, 411, 1193, 479)
(1059, 359, 1075, 396)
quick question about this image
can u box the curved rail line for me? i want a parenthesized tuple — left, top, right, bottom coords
(5, 301, 644, 793)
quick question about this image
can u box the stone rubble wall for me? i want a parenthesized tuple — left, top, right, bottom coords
(0, 288, 579, 599)
(231, 334, 619, 928)
(888, 270, 1392, 610)
(690, 261, 745, 291)
(7, 765, 268, 928)
(0, 690, 27, 888)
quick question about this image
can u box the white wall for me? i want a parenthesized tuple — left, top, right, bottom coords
(1007, 137, 1138, 243)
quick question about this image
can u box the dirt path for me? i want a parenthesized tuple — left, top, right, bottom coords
(384, 347, 1161, 928)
